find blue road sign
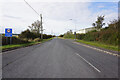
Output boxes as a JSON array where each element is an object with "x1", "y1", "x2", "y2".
[{"x1": 5, "y1": 28, "x2": 12, "y2": 37}]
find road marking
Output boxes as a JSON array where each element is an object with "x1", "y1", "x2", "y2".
[
  {"x1": 76, "y1": 53, "x2": 101, "y2": 73},
  {"x1": 73, "y1": 42, "x2": 120, "y2": 57}
]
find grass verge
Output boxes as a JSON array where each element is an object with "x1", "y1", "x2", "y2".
[
  {"x1": 2, "y1": 38, "x2": 53, "y2": 51},
  {"x1": 76, "y1": 40, "x2": 119, "y2": 51},
  {"x1": 58, "y1": 37, "x2": 118, "y2": 51}
]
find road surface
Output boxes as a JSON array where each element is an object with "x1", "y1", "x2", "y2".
[{"x1": 2, "y1": 38, "x2": 118, "y2": 78}]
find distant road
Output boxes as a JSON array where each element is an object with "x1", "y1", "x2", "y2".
[{"x1": 2, "y1": 38, "x2": 118, "y2": 78}]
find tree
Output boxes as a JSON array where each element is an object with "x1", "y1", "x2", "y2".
[
  {"x1": 19, "y1": 29, "x2": 37, "y2": 39},
  {"x1": 92, "y1": 15, "x2": 105, "y2": 31},
  {"x1": 28, "y1": 20, "x2": 41, "y2": 34},
  {"x1": 59, "y1": 34, "x2": 64, "y2": 37},
  {"x1": 66, "y1": 30, "x2": 73, "y2": 34}
]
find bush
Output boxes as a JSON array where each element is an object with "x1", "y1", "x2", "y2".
[
  {"x1": 59, "y1": 34, "x2": 64, "y2": 37},
  {"x1": 19, "y1": 29, "x2": 53, "y2": 40},
  {"x1": 79, "y1": 19, "x2": 118, "y2": 45},
  {"x1": 43, "y1": 34, "x2": 52, "y2": 39},
  {"x1": 76, "y1": 34, "x2": 85, "y2": 40},
  {"x1": 63, "y1": 33, "x2": 75, "y2": 39},
  {"x1": 28, "y1": 39, "x2": 33, "y2": 42},
  {"x1": 19, "y1": 29, "x2": 40, "y2": 39},
  {"x1": 2, "y1": 36, "x2": 28, "y2": 45},
  {"x1": 63, "y1": 19, "x2": 119, "y2": 46},
  {"x1": 33, "y1": 38, "x2": 41, "y2": 42},
  {"x1": 83, "y1": 33, "x2": 95, "y2": 41}
]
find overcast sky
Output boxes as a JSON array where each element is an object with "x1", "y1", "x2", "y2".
[{"x1": 0, "y1": 0, "x2": 119, "y2": 35}]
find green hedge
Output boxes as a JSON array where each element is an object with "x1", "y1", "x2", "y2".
[
  {"x1": 63, "y1": 34, "x2": 75, "y2": 39},
  {"x1": 19, "y1": 29, "x2": 53, "y2": 40},
  {"x1": 76, "y1": 20, "x2": 118, "y2": 46},
  {"x1": 2, "y1": 36, "x2": 28, "y2": 45},
  {"x1": 63, "y1": 19, "x2": 119, "y2": 46}
]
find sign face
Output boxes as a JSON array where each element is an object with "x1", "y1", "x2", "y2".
[
  {"x1": 74, "y1": 32, "x2": 76, "y2": 35},
  {"x1": 5, "y1": 28, "x2": 12, "y2": 37}
]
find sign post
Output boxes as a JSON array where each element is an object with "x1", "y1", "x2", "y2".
[
  {"x1": 5, "y1": 28, "x2": 12, "y2": 45},
  {"x1": 74, "y1": 32, "x2": 76, "y2": 41}
]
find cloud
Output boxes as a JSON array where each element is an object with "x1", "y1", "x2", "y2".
[
  {"x1": 92, "y1": 0, "x2": 119, "y2": 2},
  {"x1": 0, "y1": 2, "x2": 92, "y2": 34},
  {"x1": 3, "y1": 15, "x2": 21, "y2": 19},
  {"x1": 43, "y1": 19, "x2": 75, "y2": 34},
  {"x1": 0, "y1": 1, "x2": 118, "y2": 35},
  {"x1": 0, "y1": 0, "x2": 119, "y2": 2},
  {"x1": 92, "y1": 10, "x2": 118, "y2": 25},
  {"x1": 97, "y1": 5, "x2": 104, "y2": 8},
  {"x1": 0, "y1": 0, "x2": 92, "y2": 2}
]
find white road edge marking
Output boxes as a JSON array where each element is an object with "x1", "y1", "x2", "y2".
[
  {"x1": 76, "y1": 53, "x2": 101, "y2": 73},
  {"x1": 73, "y1": 42, "x2": 119, "y2": 57}
]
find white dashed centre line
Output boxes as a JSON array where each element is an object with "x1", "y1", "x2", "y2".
[{"x1": 76, "y1": 53, "x2": 101, "y2": 73}]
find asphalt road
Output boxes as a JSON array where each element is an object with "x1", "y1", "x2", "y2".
[{"x1": 2, "y1": 38, "x2": 118, "y2": 78}]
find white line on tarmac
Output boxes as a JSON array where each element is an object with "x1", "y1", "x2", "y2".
[
  {"x1": 73, "y1": 42, "x2": 119, "y2": 57},
  {"x1": 76, "y1": 53, "x2": 101, "y2": 73}
]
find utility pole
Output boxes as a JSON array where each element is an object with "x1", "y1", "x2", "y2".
[
  {"x1": 24, "y1": 0, "x2": 43, "y2": 40},
  {"x1": 69, "y1": 19, "x2": 76, "y2": 41},
  {"x1": 51, "y1": 30, "x2": 53, "y2": 35},
  {"x1": 40, "y1": 14, "x2": 43, "y2": 40}
]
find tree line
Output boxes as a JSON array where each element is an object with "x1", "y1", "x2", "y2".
[{"x1": 2, "y1": 20, "x2": 55, "y2": 45}]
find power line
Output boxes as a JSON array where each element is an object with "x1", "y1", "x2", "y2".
[
  {"x1": 24, "y1": 0, "x2": 39, "y2": 16},
  {"x1": 24, "y1": 0, "x2": 43, "y2": 40}
]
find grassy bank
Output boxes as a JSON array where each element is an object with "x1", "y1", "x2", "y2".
[
  {"x1": 58, "y1": 37, "x2": 119, "y2": 51},
  {"x1": 77, "y1": 40, "x2": 118, "y2": 51},
  {"x1": 2, "y1": 38, "x2": 53, "y2": 50}
]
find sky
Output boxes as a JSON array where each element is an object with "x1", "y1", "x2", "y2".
[{"x1": 0, "y1": 0, "x2": 119, "y2": 36}]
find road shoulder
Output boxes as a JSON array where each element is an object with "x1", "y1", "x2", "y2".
[{"x1": 58, "y1": 37, "x2": 119, "y2": 57}]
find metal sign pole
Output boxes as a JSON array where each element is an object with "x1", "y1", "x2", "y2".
[
  {"x1": 74, "y1": 32, "x2": 76, "y2": 41},
  {"x1": 6, "y1": 37, "x2": 8, "y2": 45},
  {"x1": 10, "y1": 37, "x2": 12, "y2": 45}
]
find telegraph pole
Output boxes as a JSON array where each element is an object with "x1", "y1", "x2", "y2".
[
  {"x1": 40, "y1": 14, "x2": 43, "y2": 40},
  {"x1": 24, "y1": 0, "x2": 43, "y2": 40},
  {"x1": 69, "y1": 19, "x2": 76, "y2": 41}
]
